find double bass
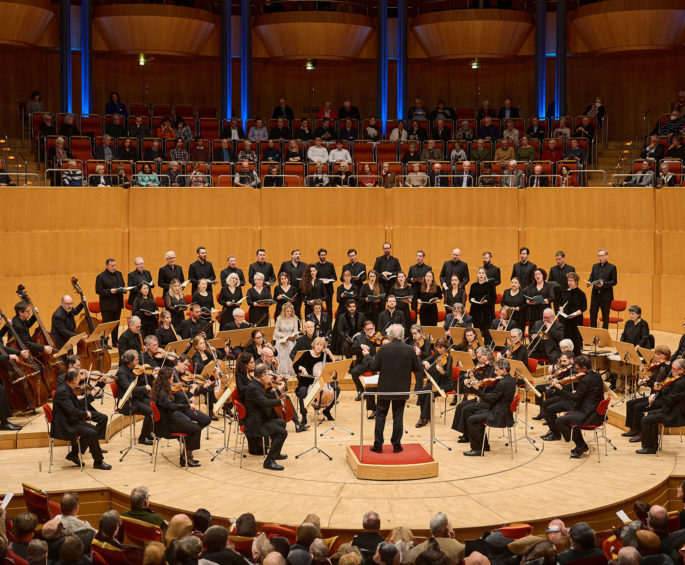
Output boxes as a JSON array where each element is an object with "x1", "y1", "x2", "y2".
[
  {"x1": 16, "y1": 285, "x2": 62, "y2": 391},
  {"x1": 0, "y1": 309, "x2": 48, "y2": 409},
  {"x1": 70, "y1": 276, "x2": 111, "y2": 373}
]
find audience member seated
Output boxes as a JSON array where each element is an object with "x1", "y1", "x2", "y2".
[
  {"x1": 364, "y1": 116, "x2": 381, "y2": 141},
  {"x1": 584, "y1": 96, "x2": 606, "y2": 125},
  {"x1": 574, "y1": 116, "x2": 595, "y2": 142},
  {"x1": 477, "y1": 116, "x2": 499, "y2": 140},
  {"x1": 527, "y1": 117, "x2": 546, "y2": 141},
  {"x1": 420, "y1": 139, "x2": 443, "y2": 163},
  {"x1": 62, "y1": 160, "x2": 84, "y2": 187},
  {"x1": 454, "y1": 161, "x2": 476, "y2": 187},
  {"x1": 405, "y1": 162, "x2": 428, "y2": 187},
  {"x1": 48, "y1": 136, "x2": 72, "y2": 169},
  {"x1": 9, "y1": 512, "x2": 38, "y2": 560},
  {"x1": 564, "y1": 138, "x2": 586, "y2": 164},
  {"x1": 477, "y1": 100, "x2": 497, "y2": 121},
  {"x1": 516, "y1": 136, "x2": 536, "y2": 161},
  {"x1": 454, "y1": 121, "x2": 474, "y2": 141},
  {"x1": 641, "y1": 135, "x2": 665, "y2": 162},
  {"x1": 556, "y1": 522, "x2": 605, "y2": 565},
  {"x1": 248, "y1": 118, "x2": 269, "y2": 141},
  {"x1": 106, "y1": 91, "x2": 128, "y2": 118},
  {"x1": 129, "y1": 115, "x2": 151, "y2": 139},
  {"x1": 170, "y1": 138, "x2": 190, "y2": 164},
  {"x1": 656, "y1": 161, "x2": 677, "y2": 188},
  {"x1": 114, "y1": 165, "x2": 131, "y2": 188},
  {"x1": 269, "y1": 117, "x2": 291, "y2": 140},
  {"x1": 94, "y1": 134, "x2": 118, "y2": 162},
  {"x1": 408, "y1": 120, "x2": 426, "y2": 142},
  {"x1": 234, "y1": 160, "x2": 260, "y2": 188},
  {"x1": 655, "y1": 112, "x2": 681, "y2": 138},
  {"x1": 171, "y1": 117, "x2": 191, "y2": 142},
  {"x1": 529, "y1": 164, "x2": 549, "y2": 187},
  {"x1": 89, "y1": 163, "x2": 113, "y2": 187},
  {"x1": 402, "y1": 141, "x2": 420, "y2": 163},
  {"x1": 317, "y1": 101, "x2": 336, "y2": 119},
  {"x1": 27, "y1": 90, "x2": 44, "y2": 116},
  {"x1": 380, "y1": 162, "x2": 397, "y2": 188},
  {"x1": 666, "y1": 137, "x2": 685, "y2": 160},
  {"x1": 262, "y1": 139, "x2": 281, "y2": 162},
  {"x1": 620, "y1": 160, "x2": 655, "y2": 187},
  {"x1": 137, "y1": 162, "x2": 160, "y2": 187},
  {"x1": 263, "y1": 164, "x2": 284, "y2": 187},
  {"x1": 494, "y1": 139, "x2": 515, "y2": 162},
  {"x1": 167, "y1": 161, "x2": 185, "y2": 187},
  {"x1": 60, "y1": 114, "x2": 81, "y2": 138},
  {"x1": 58, "y1": 492, "x2": 95, "y2": 536},
  {"x1": 431, "y1": 119, "x2": 451, "y2": 142},
  {"x1": 498, "y1": 99, "x2": 520, "y2": 119},
  {"x1": 428, "y1": 162, "x2": 447, "y2": 187},
  {"x1": 351, "y1": 511, "x2": 384, "y2": 563},
  {"x1": 340, "y1": 119, "x2": 358, "y2": 141},
  {"x1": 191, "y1": 137, "x2": 211, "y2": 163},
  {"x1": 238, "y1": 140, "x2": 257, "y2": 163},
  {"x1": 430, "y1": 100, "x2": 455, "y2": 121},
  {"x1": 309, "y1": 163, "x2": 329, "y2": 187},
  {"x1": 338, "y1": 101, "x2": 361, "y2": 121},
  {"x1": 450, "y1": 143, "x2": 467, "y2": 164},
  {"x1": 502, "y1": 160, "x2": 525, "y2": 188},
  {"x1": 157, "y1": 118, "x2": 176, "y2": 140},
  {"x1": 389, "y1": 121, "x2": 408, "y2": 141},
  {"x1": 188, "y1": 162, "x2": 208, "y2": 187},
  {"x1": 307, "y1": 138, "x2": 328, "y2": 162},
  {"x1": 553, "y1": 118, "x2": 571, "y2": 139},
  {"x1": 328, "y1": 140, "x2": 352, "y2": 164},
  {"x1": 202, "y1": 525, "x2": 247, "y2": 564},
  {"x1": 39, "y1": 113, "x2": 57, "y2": 138},
  {"x1": 407, "y1": 98, "x2": 429, "y2": 121},
  {"x1": 106, "y1": 114, "x2": 126, "y2": 138},
  {"x1": 272, "y1": 98, "x2": 294, "y2": 121},
  {"x1": 294, "y1": 118, "x2": 314, "y2": 141},
  {"x1": 405, "y1": 513, "x2": 464, "y2": 564},
  {"x1": 470, "y1": 139, "x2": 489, "y2": 162},
  {"x1": 221, "y1": 117, "x2": 245, "y2": 141},
  {"x1": 557, "y1": 165, "x2": 578, "y2": 187},
  {"x1": 502, "y1": 120, "x2": 519, "y2": 143},
  {"x1": 541, "y1": 139, "x2": 563, "y2": 162},
  {"x1": 213, "y1": 138, "x2": 236, "y2": 162},
  {"x1": 315, "y1": 119, "x2": 336, "y2": 141},
  {"x1": 285, "y1": 139, "x2": 303, "y2": 162},
  {"x1": 144, "y1": 139, "x2": 165, "y2": 163},
  {"x1": 165, "y1": 514, "x2": 193, "y2": 563},
  {"x1": 118, "y1": 137, "x2": 138, "y2": 161},
  {"x1": 57, "y1": 533, "x2": 89, "y2": 565}
]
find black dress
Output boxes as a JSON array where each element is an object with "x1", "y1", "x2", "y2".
[
  {"x1": 525, "y1": 282, "x2": 553, "y2": 325},
  {"x1": 444, "y1": 287, "x2": 466, "y2": 314},
  {"x1": 558, "y1": 287, "x2": 587, "y2": 355},
  {"x1": 273, "y1": 284, "x2": 298, "y2": 319},
  {"x1": 192, "y1": 291, "x2": 215, "y2": 338},
  {"x1": 218, "y1": 286, "x2": 243, "y2": 330},
  {"x1": 392, "y1": 285, "x2": 414, "y2": 333},
  {"x1": 247, "y1": 286, "x2": 271, "y2": 327},
  {"x1": 336, "y1": 284, "x2": 359, "y2": 317},
  {"x1": 132, "y1": 295, "x2": 158, "y2": 337},
  {"x1": 418, "y1": 286, "x2": 443, "y2": 327},
  {"x1": 501, "y1": 289, "x2": 527, "y2": 330},
  {"x1": 469, "y1": 281, "x2": 497, "y2": 335},
  {"x1": 301, "y1": 279, "x2": 326, "y2": 318},
  {"x1": 155, "y1": 325, "x2": 178, "y2": 348},
  {"x1": 621, "y1": 319, "x2": 651, "y2": 348},
  {"x1": 165, "y1": 293, "x2": 188, "y2": 330},
  {"x1": 292, "y1": 350, "x2": 335, "y2": 420},
  {"x1": 360, "y1": 284, "x2": 385, "y2": 327}
]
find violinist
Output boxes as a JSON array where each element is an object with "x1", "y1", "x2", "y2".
[
  {"x1": 131, "y1": 283, "x2": 158, "y2": 337},
  {"x1": 410, "y1": 324, "x2": 432, "y2": 391},
  {"x1": 141, "y1": 335, "x2": 171, "y2": 369},
  {"x1": 171, "y1": 355, "x2": 212, "y2": 430},
  {"x1": 620, "y1": 305, "x2": 651, "y2": 349},
  {"x1": 529, "y1": 308, "x2": 564, "y2": 362},
  {"x1": 349, "y1": 320, "x2": 380, "y2": 410},
  {"x1": 455, "y1": 327, "x2": 481, "y2": 359},
  {"x1": 0, "y1": 345, "x2": 29, "y2": 430},
  {"x1": 61, "y1": 364, "x2": 108, "y2": 445},
  {"x1": 261, "y1": 349, "x2": 307, "y2": 434},
  {"x1": 180, "y1": 304, "x2": 206, "y2": 340},
  {"x1": 151, "y1": 366, "x2": 202, "y2": 468},
  {"x1": 637, "y1": 358, "x2": 685, "y2": 455},
  {"x1": 558, "y1": 272, "x2": 587, "y2": 355},
  {"x1": 503, "y1": 328, "x2": 528, "y2": 364},
  {"x1": 234, "y1": 352, "x2": 264, "y2": 455},
  {"x1": 378, "y1": 295, "x2": 405, "y2": 335},
  {"x1": 417, "y1": 271, "x2": 442, "y2": 327},
  {"x1": 392, "y1": 271, "x2": 414, "y2": 333},
  {"x1": 155, "y1": 311, "x2": 179, "y2": 348},
  {"x1": 52, "y1": 368, "x2": 111, "y2": 470},
  {"x1": 192, "y1": 279, "x2": 216, "y2": 339},
  {"x1": 622, "y1": 345, "x2": 671, "y2": 442},
  {"x1": 336, "y1": 300, "x2": 366, "y2": 358},
  {"x1": 416, "y1": 338, "x2": 452, "y2": 428},
  {"x1": 51, "y1": 294, "x2": 86, "y2": 350},
  {"x1": 0, "y1": 301, "x2": 53, "y2": 357},
  {"x1": 443, "y1": 303, "x2": 473, "y2": 333},
  {"x1": 244, "y1": 329, "x2": 276, "y2": 363},
  {"x1": 292, "y1": 337, "x2": 335, "y2": 425},
  {"x1": 245, "y1": 363, "x2": 288, "y2": 471},
  {"x1": 540, "y1": 352, "x2": 577, "y2": 440},
  {"x1": 273, "y1": 303, "x2": 300, "y2": 376},
  {"x1": 550, "y1": 355, "x2": 604, "y2": 458},
  {"x1": 117, "y1": 316, "x2": 144, "y2": 357},
  {"x1": 165, "y1": 279, "x2": 188, "y2": 330},
  {"x1": 218, "y1": 273, "x2": 243, "y2": 330},
  {"x1": 463, "y1": 359, "x2": 516, "y2": 456},
  {"x1": 115, "y1": 350, "x2": 154, "y2": 445},
  {"x1": 451, "y1": 347, "x2": 495, "y2": 445},
  {"x1": 191, "y1": 337, "x2": 221, "y2": 420},
  {"x1": 532, "y1": 339, "x2": 573, "y2": 418},
  {"x1": 306, "y1": 299, "x2": 331, "y2": 339},
  {"x1": 672, "y1": 318, "x2": 685, "y2": 363}
]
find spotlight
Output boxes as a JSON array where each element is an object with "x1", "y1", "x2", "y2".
[
  {"x1": 471, "y1": 58, "x2": 480, "y2": 70},
  {"x1": 139, "y1": 53, "x2": 147, "y2": 66},
  {"x1": 305, "y1": 59, "x2": 318, "y2": 71}
]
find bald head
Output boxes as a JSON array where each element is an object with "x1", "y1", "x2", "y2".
[{"x1": 464, "y1": 551, "x2": 491, "y2": 565}]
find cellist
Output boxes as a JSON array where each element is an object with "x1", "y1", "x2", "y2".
[
  {"x1": 0, "y1": 302, "x2": 53, "y2": 357},
  {"x1": 51, "y1": 295, "x2": 87, "y2": 351},
  {"x1": 0, "y1": 344, "x2": 30, "y2": 430}
]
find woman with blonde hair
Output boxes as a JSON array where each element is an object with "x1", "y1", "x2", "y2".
[{"x1": 273, "y1": 302, "x2": 300, "y2": 375}]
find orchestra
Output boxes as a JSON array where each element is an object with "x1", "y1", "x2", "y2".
[{"x1": 1, "y1": 245, "x2": 683, "y2": 474}]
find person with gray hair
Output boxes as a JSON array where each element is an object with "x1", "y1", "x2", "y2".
[
  {"x1": 117, "y1": 315, "x2": 143, "y2": 357},
  {"x1": 252, "y1": 533, "x2": 274, "y2": 564},
  {"x1": 616, "y1": 546, "x2": 641, "y2": 565},
  {"x1": 352, "y1": 511, "x2": 384, "y2": 558},
  {"x1": 370, "y1": 324, "x2": 421, "y2": 453},
  {"x1": 26, "y1": 539, "x2": 48, "y2": 565},
  {"x1": 123, "y1": 486, "x2": 165, "y2": 528},
  {"x1": 406, "y1": 513, "x2": 465, "y2": 564}
]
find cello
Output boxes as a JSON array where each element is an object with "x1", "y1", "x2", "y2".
[
  {"x1": 16, "y1": 285, "x2": 62, "y2": 391},
  {"x1": 0, "y1": 309, "x2": 48, "y2": 409},
  {"x1": 71, "y1": 276, "x2": 111, "y2": 373}
]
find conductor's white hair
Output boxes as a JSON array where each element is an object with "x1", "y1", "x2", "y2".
[
  {"x1": 232, "y1": 308, "x2": 245, "y2": 317},
  {"x1": 128, "y1": 316, "x2": 141, "y2": 325},
  {"x1": 386, "y1": 324, "x2": 404, "y2": 341}
]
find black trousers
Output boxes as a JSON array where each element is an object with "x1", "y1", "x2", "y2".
[
  {"x1": 625, "y1": 396, "x2": 661, "y2": 431},
  {"x1": 101, "y1": 309, "x2": 122, "y2": 346},
  {"x1": 263, "y1": 419, "x2": 287, "y2": 461},
  {"x1": 545, "y1": 398, "x2": 575, "y2": 437},
  {"x1": 589, "y1": 295, "x2": 612, "y2": 329},
  {"x1": 452, "y1": 398, "x2": 479, "y2": 434},
  {"x1": 169, "y1": 413, "x2": 202, "y2": 451},
  {"x1": 467, "y1": 410, "x2": 492, "y2": 451},
  {"x1": 67, "y1": 421, "x2": 104, "y2": 462},
  {"x1": 122, "y1": 399, "x2": 154, "y2": 440},
  {"x1": 557, "y1": 412, "x2": 588, "y2": 450},
  {"x1": 374, "y1": 398, "x2": 405, "y2": 448},
  {"x1": 641, "y1": 410, "x2": 669, "y2": 451},
  {"x1": 0, "y1": 381, "x2": 12, "y2": 422},
  {"x1": 454, "y1": 401, "x2": 488, "y2": 442},
  {"x1": 182, "y1": 407, "x2": 211, "y2": 430},
  {"x1": 89, "y1": 409, "x2": 108, "y2": 440},
  {"x1": 350, "y1": 357, "x2": 376, "y2": 410}
]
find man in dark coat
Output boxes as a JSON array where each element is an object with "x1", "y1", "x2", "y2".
[
  {"x1": 529, "y1": 308, "x2": 564, "y2": 362},
  {"x1": 370, "y1": 324, "x2": 421, "y2": 452},
  {"x1": 115, "y1": 349, "x2": 153, "y2": 444},
  {"x1": 464, "y1": 359, "x2": 516, "y2": 456},
  {"x1": 373, "y1": 243, "x2": 402, "y2": 295},
  {"x1": 587, "y1": 248, "x2": 617, "y2": 329},
  {"x1": 245, "y1": 363, "x2": 288, "y2": 470},
  {"x1": 188, "y1": 246, "x2": 216, "y2": 294},
  {"x1": 52, "y1": 369, "x2": 111, "y2": 469},
  {"x1": 553, "y1": 355, "x2": 605, "y2": 458},
  {"x1": 51, "y1": 295, "x2": 86, "y2": 350},
  {"x1": 158, "y1": 250, "x2": 185, "y2": 299},
  {"x1": 95, "y1": 258, "x2": 126, "y2": 346},
  {"x1": 127, "y1": 257, "x2": 155, "y2": 305}
]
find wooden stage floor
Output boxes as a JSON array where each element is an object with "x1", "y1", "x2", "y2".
[{"x1": 2, "y1": 387, "x2": 684, "y2": 533}]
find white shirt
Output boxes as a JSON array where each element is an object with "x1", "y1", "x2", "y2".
[
  {"x1": 328, "y1": 148, "x2": 352, "y2": 163},
  {"x1": 389, "y1": 128, "x2": 408, "y2": 141},
  {"x1": 307, "y1": 145, "x2": 329, "y2": 162}
]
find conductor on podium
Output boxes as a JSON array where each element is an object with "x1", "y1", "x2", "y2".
[{"x1": 370, "y1": 324, "x2": 421, "y2": 453}]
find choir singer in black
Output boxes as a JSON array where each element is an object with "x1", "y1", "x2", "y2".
[{"x1": 587, "y1": 248, "x2": 617, "y2": 329}]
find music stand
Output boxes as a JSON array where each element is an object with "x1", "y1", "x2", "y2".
[
  {"x1": 319, "y1": 359, "x2": 354, "y2": 437},
  {"x1": 612, "y1": 342, "x2": 642, "y2": 405},
  {"x1": 451, "y1": 351, "x2": 476, "y2": 402},
  {"x1": 53, "y1": 333, "x2": 87, "y2": 358},
  {"x1": 422, "y1": 326, "x2": 448, "y2": 343},
  {"x1": 449, "y1": 327, "x2": 482, "y2": 345},
  {"x1": 118, "y1": 379, "x2": 152, "y2": 461},
  {"x1": 508, "y1": 359, "x2": 540, "y2": 450},
  {"x1": 86, "y1": 321, "x2": 119, "y2": 372},
  {"x1": 489, "y1": 330, "x2": 511, "y2": 349},
  {"x1": 578, "y1": 326, "x2": 614, "y2": 370},
  {"x1": 637, "y1": 346, "x2": 656, "y2": 365},
  {"x1": 421, "y1": 372, "x2": 450, "y2": 451},
  {"x1": 292, "y1": 349, "x2": 306, "y2": 365},
  {"x1": 222, "y1": 328, "x2": 253, "y2": 348},
  {"x1": 295, "y1": 376, "x2": 332, "y2": 461},
  {"x1": 165, "y1": 339, "x2": 192, "y2": 356},
  {"x1": 210, "y1": 381, "x2": 238, "y2": 461}
]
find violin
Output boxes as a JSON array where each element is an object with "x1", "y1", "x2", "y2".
[
  {"x1": 477, "y1": 376, "x2": 502, "y2": 388},
  {"x1": 504, "y1": 340, "x2": 522, "y2": 358},
  {"x1": 546, "y1": 366, "x2": 572, "y2": 389},
  {"x1": 464, "y1": 362, "x2": 492, "y2": 387},
  {"x1": 133, "y1": 364, "x2": 155, "y2": 376},
  {"x1": 653, "y1": 374, "x2": 682, "y2": 391},
  {"x1": 370, "y1": 331, "x2": 384, "y2": 346},
  {"x1": 171, "y1": 382, "x2": 191, "y2": 393},
  {"x1": 558, "y1": 371, "x2": 587, "y2": 386}
]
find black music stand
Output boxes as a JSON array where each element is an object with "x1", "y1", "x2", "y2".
[
  {"x1": 118, "y1": 379, "x2": 152, "y2": 462},
  {"x1": 319, "y1": 359, "x2": 354, "y2": 437},
  {"x1": 295, "y1": 376, "x2": 332, "y2": 461},
  {"x1": 421, "y1": 372, "x2": 450, "y2": 451},
  {"x1": 508, "y1": 359, "x2": 541, "y2": 451},
  {"x1": 578, "y1": 326, "x2": 614, "y2": 371}
]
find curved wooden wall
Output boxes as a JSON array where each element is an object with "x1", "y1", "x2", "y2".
[
  {"x1": 253, "y1": 12, "x2": 374, "y2": 60},
  {"x1": 0, "y1": 0, "x2": 53, "y2": 47},
  {"x1": 571, "y1": 0, "x2": 685, "y2": 53},
  {"x1": 0, "y1": 187, "x2": 682, "y2": 333},
  {"x1": 410, "y1": 9, "x2": 533, "y2": 59}
]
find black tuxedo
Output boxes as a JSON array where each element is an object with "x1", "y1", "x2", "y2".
[
  {"x1": 95, "y1": 269, "x2": 125, "y2": 345},
  {"x1": 467, "y1": 374, "x2": 516, "y2": 451},
  {"x1": 114, "y1": 364, "x2": 153, "y2": 439},
  {"x1": 188, "y1": 259, "x2": 216, "y2": 294},
  {"x1": 555, "y1": 371, "x2": 604, "y2": 450},
  {"x1": 245, "y1": 379, "x2": 287, "y2": 461},
  {"x1": 51, "y1": 303, "x2": 85, "y2": 350},
  {"x1": 439, "y1": 259, "x2": 470, "y2": 289},
  {"x1": 157, "y1": 264, "x2": 184, "y2": 297},
  {"x1": 52, "y1": 381, "x2": 104, "y2": 462},
  {"x1": 588, "y1": 261, "x2": 617, "y2": 328},
  {"x1": 127, "y1": 269, "x2": 154, "y2": 305}
]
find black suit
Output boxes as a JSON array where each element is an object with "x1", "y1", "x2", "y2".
[
  {"x1": 370, "y1": 339, "x2": 421, "y2": 449},
  {"x1": 511, "y1": 260, "x2": 536, "y2": 287},
  {"x1": 95, "y1": 269, "x2": 125, "y2": 345},
  {"x1": 202, "y1": 548, "x2": 248, "y2": 565},
  {"x1": 220, "y1": 266, "x2": 246, "y2": 287},
  {"x1": 118, "y1": 328, "x2": 144, "y2": 357},
  {"x1": 482, "y1": 263, "x2": 501, "y2": 287},
  {"x1": 115, "y1": 364, "x2": 153, "y2": 440},
  {"x1": 337, "y1": 312, "x2": 367, "y2": 357},
  {"x1": 52, "y1": 381, "x2": 104, "y2": 462},
  {"x1": 0, "y1": 345, "x2": 21, "y2": 421},
  {"x1": 245, "y1": 379, "x2": 287, "y2": 462},
  {"x1": 157, "y1": 264, "x2": 184, "y2": 297},
  {"x1": 188, "y1": 259, "x2": 216, "y2": 294},
  {"x1": 548, "y1": 263, "x2": 575, "y2": 308},
  {"x1": 454, "y1": 172, "x2": 476, "y2": 187},
  {"x1": 529, "y1": 320, "x2": 564, "y2": 361},
  {"x1": 154, "y1": 389, "x2": 202, "y2": 451},
  {"x1": 439, "y1": 259, "x2": 470, "y2": 289},
  {"x1": 51, "y1": 303, "x2": 85, "y2": 350},
  {"x1": 6, "y1": 315, "x2": 43, "y2": 353},
  {"x1": 498, "y1": 106, "x2": 520, "y2": 119},
  {"x1": 555, "y1": 371, "x2": 604, "y2": 451},
  {"x1": 641, "y1": 377, "x2": 685, "y2": 451},
  {"x1": 378, "y1": 309, "x2": 405, "y2": 334},
  {"x1": 212, "y1": 147, "x2": 236, "y2": 162},
  {"x1": 127, "y1": 269, "x2": 154, "y2": 305},
  {"x1": 588, "y1": 261, "x2": 617, "y2": 328},
  {"x1": 373, "y1": 255, "x2": 402, "y2": 294},
  {"x1": 248, "y1": 261, "x2": 276, "y2": 286},
  {"x1": 467, "y1": 374, "x2": 516, "y2": 451}
]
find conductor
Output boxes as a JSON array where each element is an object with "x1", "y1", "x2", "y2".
[{"x1": 370, "y1": 324, "x2": 421, "y2": 453}]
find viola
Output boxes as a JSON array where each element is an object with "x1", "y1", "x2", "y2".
[{"x1": 654, "y1": 374, "x2": 682, "y2": 390}]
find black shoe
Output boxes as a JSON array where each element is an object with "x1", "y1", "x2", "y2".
[
  {"x1": 273, "y1": 454, "x2": 288, "y2": 460},
  {"x1": 636, "y1": 447, "x2": 657, "y2": 455},
  {"x1": 138, "y1": 437, "x2": 153, "y2": 446},
  {"x1": 0, "y1": 421, "x2": 21, "y2": 431},
  {"x1": 295, "y1": 423, "x2": 306, "y2": 433},
  {"x1": 370, "y1": 444, "x2": 383, "y2": 453},
  {"x1": 393, "y1": 445, "x2": 403, "y2": 453},
  {"x1": 621, "y1": 430, "x2": 638, "y2": 437},
  {"x1": 449, "y1": 399, "x2": 458, "y2": 406},
  {"x1": 570, "y1": 445, "x2": 589, "y2": 458},
  {"x1": 542, "y1": 433, "x2": 561, "y2": 441},
  {"x1": 368, "y1": 411, "x2": 376, "y2": 420},
  {"x1": 210, "y1": 415, "x2": 219, "y2": 421},
  {"x1": 101, "y1": 449, "x2": 108, "y2": 454},
  {"x1": 180, "y1": 458, "x2": 200, "y2": 467},
  {"x1": 629, "y1": 434, "x2": 643, "y2": 443},
  {"x1": 415, "y1": 419, "x2": 427, "y2": 428},
  {"x1": 532, "y1": 415, "x2": 545, "y2": 421},
  {"x1": 263, "y1": 459, "x2": 284, "y2": 471},
  {"x1": 323, "y1": 413, "x2": 334, "y2": 421},
  {"x1": 93, "y1": 461, "x2": 112, "y2": 470},
  {"x1": 457, "y1": 436, "x2": 469, "y2": 443},
  {"x1": 355, "y1": 393, "x2": 363, "y2": 401},
  {"x1": 65, "y1": 452, "x2": 84, "y2": 467},
  {"x1": 463, "y1": 449, "x2": 483, "y2": 456}
]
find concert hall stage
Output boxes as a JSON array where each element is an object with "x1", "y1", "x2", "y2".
[{"x1": 1, "y1": 385, "x2": 684, "y2": 536}]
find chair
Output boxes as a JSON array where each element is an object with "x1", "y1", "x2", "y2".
[
  {"x1": 440, "y1": 366, "x2": 460, "y2": 423},
  {"x1": 482, "y1": 394, "x2": 520, "y2": 459},
  {"x1": 107, "y1": 382, "x2": 125, "y2": 440},
  {"x1": 231, "y1": 399, "x2": 250, "y2": 467},
  {"x1": 150, "y1": 401, "x2": 189, "y2": 471},
  {"x1": 499, "y1": 523, "x2": 532, "y2": 539},
  {"x1": 21, "y1": 483, "x2": 61, "y2": 523},
  {"x1": 571, "y1": 397, "x2": 616, "y2": 462},
  {"x1": 261, "y1": 524, "x2": 297, "y2": 544},
  {"x1": 121, "y1": 516, "x2": 163, "y2": 546},
  {"x1": 92, "y1": 539, "x2": 142, "y2": 565},
  {"x1": 228, "y1": 535, "x2": 255, "y2": 559},
  {"x1": 43, "y1": 403, "x2": 83, "y2": 473},
  {"x1": 600, "y1": 299, "x2": 627, "y2": 339}
]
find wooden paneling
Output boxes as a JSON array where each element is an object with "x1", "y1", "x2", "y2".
[{"x1": 0, "y1": 0, "x2": 54, "y2": 47}]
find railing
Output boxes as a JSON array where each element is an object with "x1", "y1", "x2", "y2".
[
  {"x1": 0, "y1": 172, "x2": 40, "y2": 186},
  {"x1": 348, "y1": 174, "x2": 384, "y2": 186},
  {"x1": 609, "y1": 173, "x2": 655, "y2": 188},
  {"x1": 132, "y1": 174, "x2": 171, "y2": 187},
  {"x1": 176, "y1": 174, "x2": 213, "y2": 186},
  {"x1": 411, "y1": 0, "x2": 588, "y2": 15},
  {"x1": 262, "y1": 174, "x2": 304, "y2": 186}
]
